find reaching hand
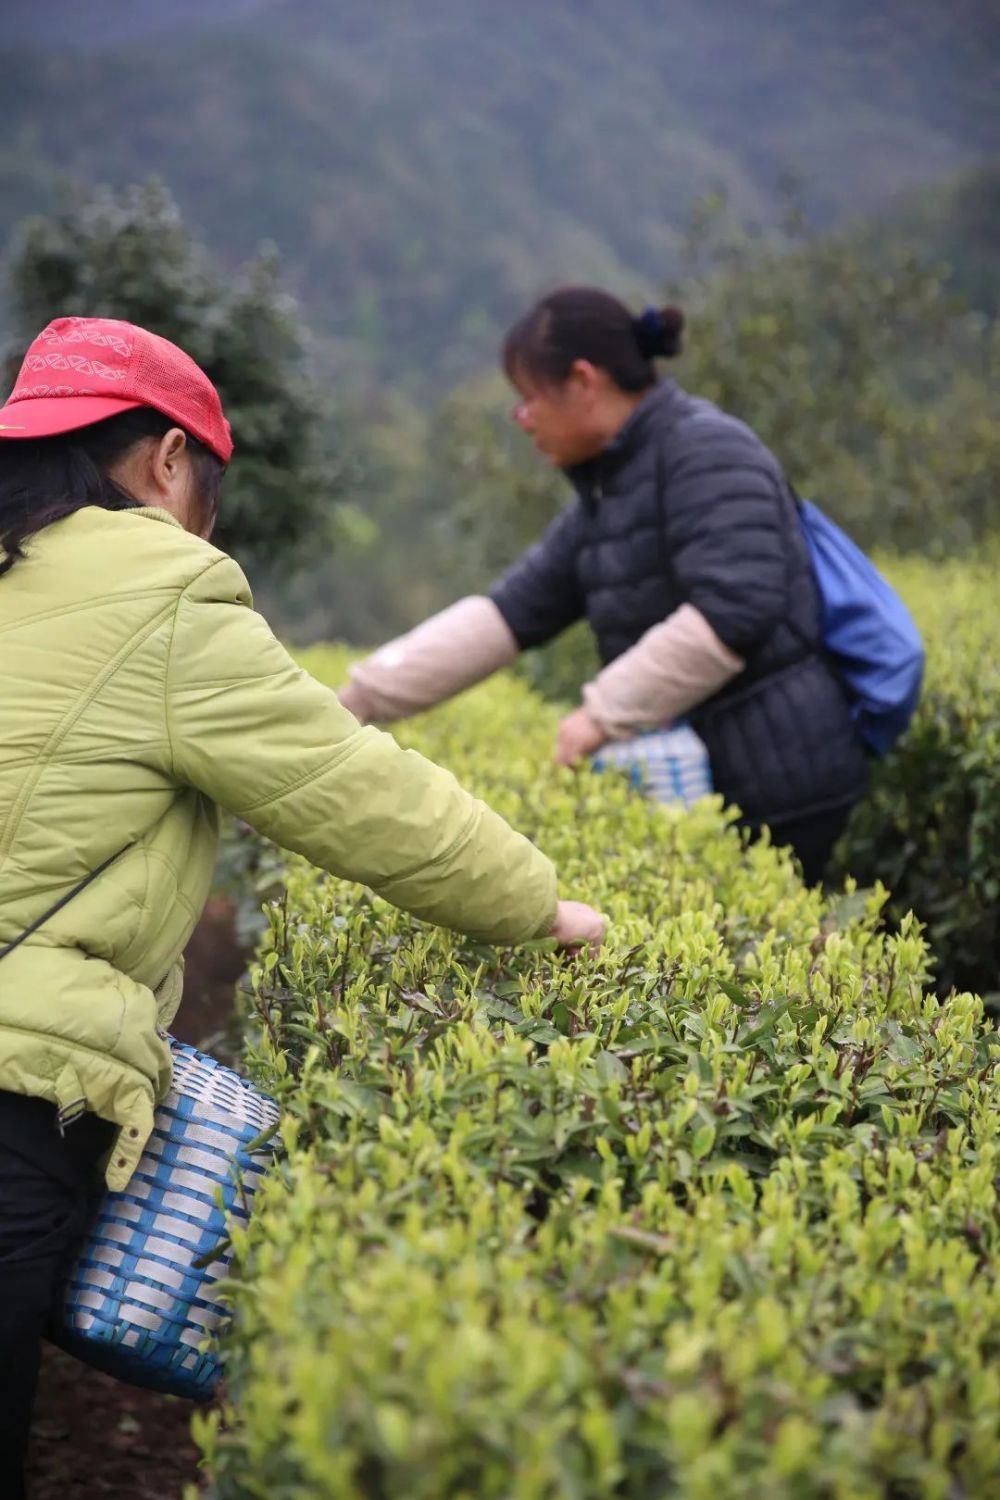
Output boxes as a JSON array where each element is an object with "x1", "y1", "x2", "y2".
[
  {"x1": 554, "y1": 707, "x2": 608, "y2": 767},
  {"x1": 549, "y1": 899, "x2": 606, "y2": 955}
]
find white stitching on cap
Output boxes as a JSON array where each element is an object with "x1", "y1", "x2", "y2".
[
  {"x1": 39, "y1": 325, "x2": 133, "y2": 356},
  {"x1": 22, "y1": 353, "x2": 127, "y2": 380}
]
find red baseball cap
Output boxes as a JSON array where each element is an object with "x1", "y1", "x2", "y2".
[{"x1": 0, "y1": 316, "x2": 233, "y2": 463}]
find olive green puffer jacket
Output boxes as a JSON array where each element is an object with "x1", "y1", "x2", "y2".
[{"x1": 0, "y1": 506, "x2": 557, "y2": 1187}]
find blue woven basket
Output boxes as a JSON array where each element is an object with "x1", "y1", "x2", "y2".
[
  {"x1": 53, "y1": 1038, "x2": 280, "y2": 1401},
  {"x1": 591, "y1": 723, "x2": 713, "y2": 808}
]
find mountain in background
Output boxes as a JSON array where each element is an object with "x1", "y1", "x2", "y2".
[{"x1": 2, "y1": 0, "x2": 998, "y2": 388}]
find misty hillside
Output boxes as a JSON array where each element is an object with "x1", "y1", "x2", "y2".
[{"x1": 2, "y1": 0, "x2": 998, "y2": 385}]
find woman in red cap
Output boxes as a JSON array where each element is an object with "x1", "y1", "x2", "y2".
[{"x1": 0, "y1": 316, "x2": 604, "y2": 1493}]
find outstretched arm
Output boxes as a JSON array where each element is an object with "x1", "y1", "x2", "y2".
[
  {"x1": 340, "y1": 596, "x2": 518, "y2": 723},
  {"x1": 581, "y1": 603, "x2": 745, "y2": 740},
  {"x1": 164, "y1": 557, "x2": 558, "y2": 944}
]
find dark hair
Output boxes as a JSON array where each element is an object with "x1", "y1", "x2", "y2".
[
  {"x1": 502, "y1": 287, "x2": 684, "y2": 392},
  {"x1": 0, "y1": 407, "x2": 224, "y2": 577}
]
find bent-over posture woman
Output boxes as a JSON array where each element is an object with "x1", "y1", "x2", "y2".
[
  {"x1": 0, "y1": 316, "x2": 603, "y2": 1495},
  {"x1": 341, "y1": 287, "x2": 870, "y2": 881}
]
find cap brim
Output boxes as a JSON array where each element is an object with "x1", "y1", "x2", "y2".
[{"x1": 0, "y1": 395, "x2": 146, "y2": 441}]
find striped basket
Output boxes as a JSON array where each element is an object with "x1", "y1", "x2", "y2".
[
  {"x1": 53, "y1": 1039, "x2": 280, "y2": 1401},
  {"x1": 591, "y1": 723, "x2": 713, "y2": 808}
]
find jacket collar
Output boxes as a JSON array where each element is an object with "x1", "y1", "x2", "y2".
[
  {"x1": 130, "y1": 506, "x2": 184, "y2": 530},
  {"x1": 1, "y1": 505, "x2": 183, "y2": 567},
  {"x1": 564, "y1": 379, "x2": 686, "y2": 503}
]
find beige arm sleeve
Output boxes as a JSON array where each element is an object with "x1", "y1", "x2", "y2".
[
  {"x1": 582, "y1": 603, "x2": 745, "y2": 739},
  {"x1": 344, "y1": 596, "x2": 519, "y2": 723}
]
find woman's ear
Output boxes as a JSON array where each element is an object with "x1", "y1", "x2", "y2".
[
  {"x1": 150, "y1": 428, "x2": 189, "y2": 500},
  {"x1": 568, "y1": 359, "x2": 602, "y2": 401},
  {"x1": 106, "y1": 427, "x2": 189, "y2": 512}
]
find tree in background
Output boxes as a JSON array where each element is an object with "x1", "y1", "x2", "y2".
[
  {"x1": 3, "y1": 180, "x2": 372, "y2": 572},
  {"x1": 670, "y1": 194, "x2": 999, "y2": 555}
]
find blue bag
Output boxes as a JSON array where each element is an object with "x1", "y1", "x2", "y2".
[{"x1": 797, "y1": 498, "x2": 924, "y2": 755}]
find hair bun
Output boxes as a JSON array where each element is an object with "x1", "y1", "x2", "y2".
[{"x1": 633, "y1": 305, "x2": 684, "y2": 360}]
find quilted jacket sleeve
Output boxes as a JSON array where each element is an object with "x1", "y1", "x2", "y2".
[
  {"x1": 488, "y1": 503, "x2": 585, "y2": 650},
  {"x1": 163, "y1": 557, "x2": 558, "y2": 943}
]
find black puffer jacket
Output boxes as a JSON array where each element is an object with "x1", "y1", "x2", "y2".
[{"x1": 489, "y1": 380, "x2": 869, "y2": 827}]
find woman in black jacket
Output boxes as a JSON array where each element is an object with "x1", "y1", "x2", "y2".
[{"x1": 341, "y1": 287, "x2": 870, "y2": 883}]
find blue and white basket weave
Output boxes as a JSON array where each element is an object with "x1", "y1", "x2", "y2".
[
  {"x1": 54, "y1": 1039, "x2": 280, "y2": 1401},
  {"x1": 591, "y1": 723, "x2": 713, "y2": 808}
]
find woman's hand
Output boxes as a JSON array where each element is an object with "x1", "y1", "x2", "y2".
[
  {"x1": 550, "y1": 899, "x2": 606, "y2": 955},
  {"x1": 554, "y1": 707, "x2": 608, "y2": 766}
]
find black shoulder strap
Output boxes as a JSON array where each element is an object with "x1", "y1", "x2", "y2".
[{"x1": 0, "y1": 844, "x2": 134, "y2": 963}]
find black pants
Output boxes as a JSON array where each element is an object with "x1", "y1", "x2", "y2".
[
  {"x1": 745, "y1": 805, "x2": 853, "y2": 887},
  {"x1": 0, "y1": 1092, "x2": 112, "y2": 1500}
]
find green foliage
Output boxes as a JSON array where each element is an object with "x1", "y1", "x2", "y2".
[
  {"x1": 4, "y1": 180, "x2": 362, "y2": 571},
  {"x1": 514, "y1": 621, "x2": 602, "y2": 708},
  {"x1": 2, "y1": 4, "x2": 997, "y2": 389},
  {"x1": 670, "y1": 199, "x2": 1000, "y2": 555},
  {"x1": 253, "y1": 389, "x2": 442, "y2": 647},
  {"x1": 862, "y1": 163, "x2": 1000, "y2": 320},
  {"x1": 212, "y1": 819, "x2": 288, "y2": 955},
  {"x1": 835, "y1": 551, "x2": 1000, "y2": 1001},
  {"x1": 432, "y1": 388, "x2": 564, "y2": 585},
  {"x1": 196, "y1": 634, "x2": 1000, "y2": 1498}
]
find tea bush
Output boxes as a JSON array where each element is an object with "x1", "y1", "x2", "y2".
[
  {"x1": 195, "y1": 651, "x2": 1000, "y2": 1500},
  {"x1": 834, "y1": 550, "x2": 1000, "y2": 1001},
  {"x1": 498, "y1": 548, "x2": 999, "y2": 996}
]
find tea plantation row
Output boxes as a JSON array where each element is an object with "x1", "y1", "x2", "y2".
[{"x1": 193, "y1": 550, "x2": 999, "y2": 1498}]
